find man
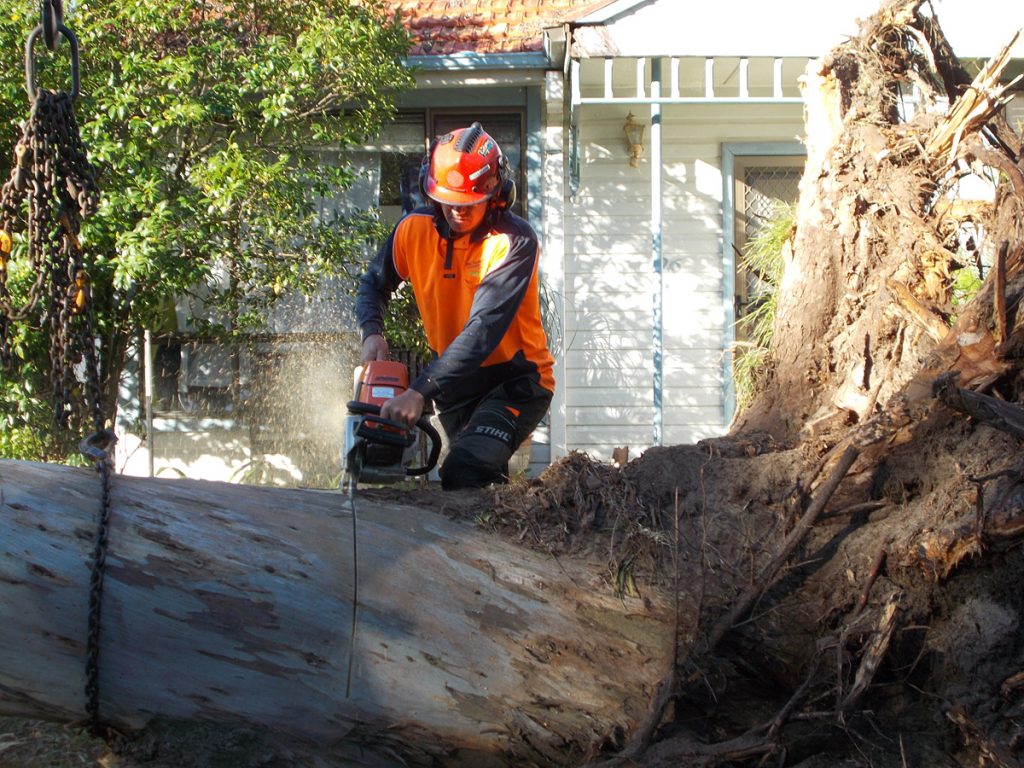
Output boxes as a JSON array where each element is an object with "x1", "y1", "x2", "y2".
[{"x1": 356, "y1": 122, "x2": 554, "y2": 489}]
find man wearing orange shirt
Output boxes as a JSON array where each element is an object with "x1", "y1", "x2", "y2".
[{"x1": 356, "y1": 122, "x2": 554, "y2": 489}]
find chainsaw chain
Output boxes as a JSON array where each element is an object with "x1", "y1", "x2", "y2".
[{"x1": 343, "y1": 448, "x2": 362, "y2": 698}]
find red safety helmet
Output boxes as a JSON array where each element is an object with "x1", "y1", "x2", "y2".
[{"x1": 422, "y1": 123, "x2": 508, "y2": 207}]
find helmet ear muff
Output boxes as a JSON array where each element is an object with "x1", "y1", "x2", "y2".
[
  {"x1": 418, "y1": 139, "x2": 437, "y2": 203},
  {"x1": 491, "y1": 153, "x2": 516, "y2": 211}
]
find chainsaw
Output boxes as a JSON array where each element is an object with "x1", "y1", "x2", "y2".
[{"x1": 342, "y1": 360, "x2": 441, "y2": 486}]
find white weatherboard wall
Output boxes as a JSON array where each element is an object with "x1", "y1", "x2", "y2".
[{"x1": 562, "y1": 102, "x2": 805, "y2": 461}]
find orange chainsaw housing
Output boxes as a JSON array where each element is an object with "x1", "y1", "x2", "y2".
[
  {"x1": 352, "y1": 360, "x2": 409, "y2": 407},
  {"x1": 348, "y1": 361, "x2": 411, "y2": 474},
  {"x1": 344, "y1": 360, "x2": 441, "y2": 483}
]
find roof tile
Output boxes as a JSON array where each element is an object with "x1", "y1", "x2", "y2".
[{"x1": 387, "y1": 0, "x2": 616, "y2": 56}]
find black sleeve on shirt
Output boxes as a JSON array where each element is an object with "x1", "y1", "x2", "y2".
[
  {"x1": 355, "y1": 225, "x2": 403, "y2": 342},
  {"x1": 411, "y1": 215, "x2": 538, "y2": 399}
]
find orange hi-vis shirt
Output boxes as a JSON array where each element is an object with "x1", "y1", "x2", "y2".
[{"x1": 356, "y1": 207, "x2": 555, "y2": 406}]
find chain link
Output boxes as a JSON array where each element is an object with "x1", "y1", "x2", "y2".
[
  {"x1": 41, "y1": 0, "x2": 65, "y2": 52},
  {"x1": 81, "y1": 428, "x2": 115, "y2": 731}
]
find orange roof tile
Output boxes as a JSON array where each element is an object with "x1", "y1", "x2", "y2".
[{"x1": 385, "y1": 0, "x2": 618, "y2": 56}]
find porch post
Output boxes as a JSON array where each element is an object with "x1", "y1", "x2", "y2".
[{"x1": 650, "y1": 58, "x2": 664, "y2": 447}]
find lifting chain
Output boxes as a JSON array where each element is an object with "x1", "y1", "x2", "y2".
[
  {"x1": 0, "y1": 2, "x2": 114, "y2": 736},
  {"x1": 0, "y1": 28, "x2": 97, "y2": 425},
  {"x1": 81, "y1": 427, "x2": 116, "y2": 733}
]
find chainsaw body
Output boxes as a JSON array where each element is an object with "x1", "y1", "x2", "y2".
[{"x1": 343, "y1": 360, "x2": 440, "y2": 484}]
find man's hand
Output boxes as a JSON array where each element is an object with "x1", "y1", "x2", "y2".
[
  {"x1": 361, "y1": 333, "x2": 389, "y2": 363},
  {"x1": 381, "y1": 388, "x2": 425, "y2": 430}
]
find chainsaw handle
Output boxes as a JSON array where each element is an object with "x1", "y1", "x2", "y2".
[
  {"x1": 408, "y1": 415, "x2": 441, "y2": 477},
  {"x1": 345, "y1": 400, "x2": 441, "y2": 477},
  {"x1": 355, "y1": 414, "x2": 415, "y2": 448}
]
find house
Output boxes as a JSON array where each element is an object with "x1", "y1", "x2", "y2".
[{"x1": 120, "y1": 0, "x2": 1024, "y2": 483}]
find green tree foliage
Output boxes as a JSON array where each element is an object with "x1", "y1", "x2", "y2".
[
  {"x1": 382, "y1": 282, "x2": 430, "y2": 362},
  {"x1": 0, "y1": 0, "x2": 413, "y2": 459}
]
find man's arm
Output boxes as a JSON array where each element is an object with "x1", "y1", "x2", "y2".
[
  {"x1": 354, "y1": 223, "x2": 424, "y2": 426},
  {"x1": 355, "y1": 227, "x2": 403, "y2": 343}
]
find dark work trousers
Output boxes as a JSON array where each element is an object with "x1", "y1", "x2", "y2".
[{"x1": 436, "y1": 375, "x2": 552, "y2": 490}]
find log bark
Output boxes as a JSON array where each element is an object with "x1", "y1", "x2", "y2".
[{"x1": 0, "y1": 460, "x2": 673, "y2": 766}]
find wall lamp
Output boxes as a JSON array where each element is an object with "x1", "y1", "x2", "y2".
[{"x1": 623, "y1": 112, "x2": 645, "y2": 167}]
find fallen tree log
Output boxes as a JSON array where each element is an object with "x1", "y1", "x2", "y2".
[{"x1": 0, "y1": 460, "x2": 673, "y2": 766}]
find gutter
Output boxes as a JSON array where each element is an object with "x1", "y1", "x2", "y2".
[{"x1": 405, "y1": 52, "x2": 554, "y2": 72}]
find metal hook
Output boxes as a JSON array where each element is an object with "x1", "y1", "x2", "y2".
[
  {"x1": 80, "y1": 429, "x2": 117, "y2": 464},
  {"x1": 24, "y1": 23, "x2": 79, "y2": 102}
]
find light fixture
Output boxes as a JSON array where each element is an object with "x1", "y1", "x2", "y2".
[{"x1": 623, "y1": 112, "x2": 645, "y2": 167}]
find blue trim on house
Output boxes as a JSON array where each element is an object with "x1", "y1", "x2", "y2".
[
  {"x1": 526, "y1": 88, "x2": 543, "y2": 229},
  {"x1": 406, "y1": 53, "x2": 552, "y2": 71},
  {"x1": 650, "y1": 60, "x2": 663, "y2": 447}
]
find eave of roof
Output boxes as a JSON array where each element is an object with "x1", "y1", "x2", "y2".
[{"x1": 568, "y1": 0, "x2": 650, "y2": 24}]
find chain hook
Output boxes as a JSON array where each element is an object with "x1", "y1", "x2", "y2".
[
  {"x1": 24, "y1": 22, "x2": 79, "y2": 103},
  {"x1": 80, "y1": 429, "x2": 117, "y2": 464}
]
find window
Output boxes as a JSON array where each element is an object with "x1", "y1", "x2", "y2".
[
  {"x1": 376, "y1": 114, "x2": 430, "y2": 223},
  {"x1": 733, "y1": 156, "x2": 803, "y2": 339}
]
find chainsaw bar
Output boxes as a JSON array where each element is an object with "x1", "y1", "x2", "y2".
[{"x1": 342, "y1": 444, "x2": 362, "y2": 698}]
